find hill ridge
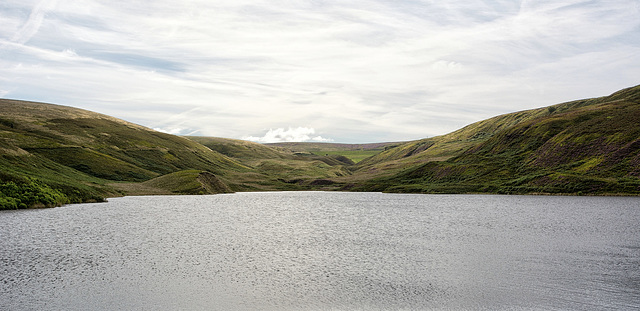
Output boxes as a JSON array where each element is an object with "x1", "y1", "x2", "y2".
[
  {"x1": 2, "y1": 84, "x2": 640, "y2": 208},
  {"x1": 351, "y1": 84, "x2": 640, "y2": 194}
]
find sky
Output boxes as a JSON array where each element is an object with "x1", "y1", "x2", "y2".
[{"x1": 1, "y1": 0, "x2": 639, "y2": 143}]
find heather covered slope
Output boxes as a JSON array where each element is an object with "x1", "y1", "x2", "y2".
[
  {"x1": 0, "y1": 101, "x2": 355, "y2": 208},
  {"x1": 351, "y1": 88, "x2": 630, "y2": 178},
  {"x1": 354, "y1": 85, "x2": 640, "y2": 194},
  {"x1": 0, "y1": 99, "x2": 248, "y2": 208},
  {"x1": 187, "y1": 136, "x2": 291, "y2": 162},
  {"x1": 189, "y1": 137, "x2": 359, "y2": 166},
  {"x1": 2, "y1": 84, "x2": 639, "y2": 208},
  {"x1": 186, "y1": 136, "x2": 353, "y2": 190},
  {"x1": 0, "y1": 100, "x2": 248, "y2": 178},
  {"x1": 267, "y1": 142, "x2": 398, "y2": 163}
]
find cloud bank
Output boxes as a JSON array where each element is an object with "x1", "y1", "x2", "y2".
[{"x1": 1, "y1": 1, "x2": 639, "y2": 142}]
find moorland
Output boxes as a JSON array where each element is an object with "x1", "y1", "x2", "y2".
[{"x1": 1, "y1": 84, "x2": 639, "y2": 209}]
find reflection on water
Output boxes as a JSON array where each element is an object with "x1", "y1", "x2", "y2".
[{"x1": 1, "y1": 192, "x2": 639, "y2": 310}]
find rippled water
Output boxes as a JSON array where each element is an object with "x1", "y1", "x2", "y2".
[{"x1": 1, "y1": 192, "x2": 639, "y2": 310}]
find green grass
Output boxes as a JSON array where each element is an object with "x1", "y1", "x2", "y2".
[
  {"x1": 3, "y1": 84, "x2": 640, "y2": 206},
  {"x1": 310, "y1": 150, "x2": 381, "y2": 163},
  {"x1": 186, "y1": 136, "x2": 286, "y2": 160},
  {"x1": 142, "y1": 170, "x2": 206, "y2": 194},
  {"x1": 186, "y1": 136, "x2": 356, "y2": 190},
  {"x1": 112, "y1": 170, "x2": 234, "y2": 195},
  {"x1": 353, "y1": 84, "x2": 640, "y2": 195},
  {"x1": 267, "y1": 142, "x2": 396, "y2": 164},
  {"x1": 0, "y1": 99, "x2": 251, "y2": 206}
]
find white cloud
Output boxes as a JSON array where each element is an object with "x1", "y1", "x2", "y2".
[
  {"x1": 1, "y1": 0, "x2": 639, "y2": 142},
  {"x1": 244, "y1": 127, "x2": 333, "y2": 143},
  {"x1": 8, "y1": 0, "x2": 57, "y2": 45}
]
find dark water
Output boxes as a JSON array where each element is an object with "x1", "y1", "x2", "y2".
[{"x1": 1, "y1": 192, "x2": 639, "y2": 310}]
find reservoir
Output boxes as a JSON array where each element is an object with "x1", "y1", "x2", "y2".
[{"x1": 1, "y1": 192, "x2": 639, "y2": 310}]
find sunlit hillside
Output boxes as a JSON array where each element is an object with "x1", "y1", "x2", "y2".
[
  {"x1": 2, "y1": 84, "x2": 639, "y2": 208},
  {"x1": 352, "y1": 84, "x2": 640, "y2": 195}
]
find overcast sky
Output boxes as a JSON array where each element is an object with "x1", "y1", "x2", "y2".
[{"x1": 1, "y1": 0, "x2": 639, "y2": 143}]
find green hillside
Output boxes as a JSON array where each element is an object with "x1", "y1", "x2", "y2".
[
  {"x1": 350, "y1": 90, "x2": 623, "y2": 178},
  {"x1": 266, "y1": 142, "x2": 397, "y2": 163},
  {"x1": 0, "y1": 101, "x2": 358, "y2": 209},
  {"x1": 186, "y1": 136, "x2": 353, "y2": 190},
  {"x1": 0, "y1": 99, "x2": 248, "y2": 208},
  {"x1": 353, "y1": 84, "x2": 640, "y2": 195},
  {"x1": 2, "y1": 84, "x2": 639, "y2": 208},
  {"x1": 112, "y1": 170, "x2": 234, "y2": 195},
  {"x1": 188, "y1": 136, "x2": 288, "y2": 161}
]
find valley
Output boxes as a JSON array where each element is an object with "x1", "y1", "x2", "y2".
[{"x1": 2, "y1": 84, "x2": 640, "y2": 208}]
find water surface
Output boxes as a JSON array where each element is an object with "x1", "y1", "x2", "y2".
[{"x1": 1, "y1": 192, "x2": 639, "y2": 310}]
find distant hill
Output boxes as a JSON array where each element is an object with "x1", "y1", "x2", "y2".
[
  {"x1": 185, "y1": 136, "x2": 354, "y2": 188},
  {"x1": 187, "y1": 136, "x2": 289, "y2": 161},
  {"x1": 2, "y1": 84, "x2": 639, "y2": 208},
  {"x1": 352, "y1": 84, "x2": 640, "y2": 195},
  {"x1": 266, "y1": 142, "x2": 399, "y2": 152},
  {"x1": 0, "y1": 102, "x2": 357, "y2": 208},
  {"x1": 266, "y1": 142, "x2": 399, "y2": 163}
]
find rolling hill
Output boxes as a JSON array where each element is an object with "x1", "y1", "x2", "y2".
[
  {"x1": 266, "y1": 142, "x2": 399, "y2": 163},
  {"x1": 0, "y1": 102, "x2": 356, "y2": 208},
  {"x1": 2, "y1": 84, "x2": 639, "y2": 208},
  {"x1": 351, "y1": 84, "x2": 640, "y2": 195},
  {"x1": 185, "y1": 136, "x2": 354, "y2": 189},
  {"x1": 348, "y1": 89, "x2": 628, "y2": 178},
  {"x1": 0, "y1": 99, "x2": 250, "y2": 208}
]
